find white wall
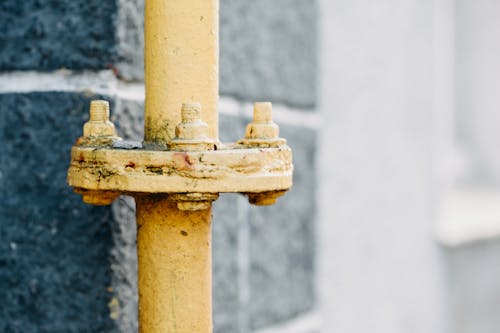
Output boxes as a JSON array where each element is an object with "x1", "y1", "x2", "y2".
[
  {"x1": 454, "y1": 0, "x2": 500, "y2": 186},
  {"x1": 318, "y1": 1, "x2": 448, "y2": 332}
]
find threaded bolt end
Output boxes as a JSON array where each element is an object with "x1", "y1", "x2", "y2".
[
  {"x1": 253, "y1": 102, "x2": 273, "y2": 123},
  {"x1": 89, "y1": 100, "x2": 110, "y2": 122},
  {"x1": 181, "y1": 102, "x2": 201, "y2": 122}
]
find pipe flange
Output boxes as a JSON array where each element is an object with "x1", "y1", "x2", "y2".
[{"x1": 169, "y1": 193, "x2": 220, "y2": 211}]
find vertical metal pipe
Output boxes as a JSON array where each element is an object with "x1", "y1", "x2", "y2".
[
  {"x1": 136, "y1": 197, "x2": 212, "y2": 332},
  {"x1": 139, "y1": 0, "x2": 219, "y2": 331},
  {"x1": 144, "y1": 0, "x2": 219, "y2": 146}
]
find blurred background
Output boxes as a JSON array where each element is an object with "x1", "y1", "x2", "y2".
[{"x1": 1, "y1": 0, "x2": 499, "y2": 332}]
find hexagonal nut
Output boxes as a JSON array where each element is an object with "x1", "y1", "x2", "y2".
[
  {"x1": 74, "y1": 188, "x2": 120, "y2": 206},
  {"x1": 83, "y1": 121, "x2": 117, "y2": 138},
  {"x1": 175, "y1": 120, "x2": 209, "y2": 140},
  {"x1": 169, "y1": 193, "x2": 219, "y2": 211},
  {"x1": 247, "y1": 190, "x2": 287, "y2": 206},
  {"x1": 245, "y1": 122, "x2": 279, "y2": 140}
]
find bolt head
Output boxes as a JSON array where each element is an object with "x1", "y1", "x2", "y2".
[
  {"x1": 74, "y1": 189, "x2": 120, "y2": 206},
  {"x1": 80, "y1": 100, "x2": 119, "y2": 143},
  {"x1": 169, "y1": 102, "x2": 214, "y2": 151},
  {"x1": 247, "y1": 191, "x2": 287, "y2": 206},
  {"x1": 245, "y1": 122, "x2": 279, "y2": 140},
  {"x1": 169, "y1": 193, "x2": 219, "y2": 211},
  {"x1": 175, "y1": 120, "x2": 209, "y2": 140},
  {"x1": 83, "y1": 120, "x2": 117, "y2": 137}
]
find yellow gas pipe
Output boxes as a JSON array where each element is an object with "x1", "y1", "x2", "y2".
[
  {"x1": 136, "y1": 197, "x2": 212, "y2": 332},
  {"x1": 139, "y1": 1, "x2": 218, "y2": 331},
  {"x1": 67, "y1": 0, "x2": 293, "y2": 332}
]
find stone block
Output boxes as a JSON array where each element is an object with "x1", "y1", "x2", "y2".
[
  {"x1": 248, "y1": 125, "x2": 316, "y2": 330},
  {"x1": 0, "y1": 1, "x2": 117, "y2": 70},
  {"x1": 113, "y1": 97, "x2": 144, "y2": 141},
  {"x1": 220, "y1": 0, "x2": 318, "y2": 108},
  {"x1": 110, "y1": 196, "x2": 138, "y2": 333},
  {"x1": 0, "y1": 92, "x2": 118, "y2": 332},
  {"x1": 114, "y1": 0, "x2": 318, "y2": 107},
  {"x1": 116, "y1": 0, "x2": 145, "y2": 82},
  {"x1": 212, "y1": 194, "x2": 243, "y2": 333}
]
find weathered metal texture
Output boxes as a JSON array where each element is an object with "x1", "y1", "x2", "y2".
[
  {"x1": 169, "y1": 102, "x2": 216, "y2": 152},
  {"x1": 68, "y1": 145, "x2": 292, "y2": 194},
  {"x1": 144, "y1": 0, "x2": 219, "y2": 146},
  {"x1": 78, "y1": 100, "x2": 122, "y2": 148},
  {"x1": 66, "y1": 0, "x2": 293, "y2": 332},
  {"x1": 239, "y1": 102, "x2": 286, "y2": 148}
]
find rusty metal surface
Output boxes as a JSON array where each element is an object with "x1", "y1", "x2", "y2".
[{"x1": 68, "y1": 144, "x2": 293, "y2": 194}]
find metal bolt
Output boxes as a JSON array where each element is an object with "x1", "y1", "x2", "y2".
[
  {"x1": 169, "y1": 102, "x2": 215, "y2": 151},
  {"x1": 83, "y1": 100, "x2": 118, "y2": 139},
  {"x1": 239, "y1": 102, "x2": 286, "y2": 147},
  {"x1": 181, "y1": 102, "x2": 202, "y2": 122},
  {"x1": 175, "y1": 102, "x2": 209, "y2": 140},
  {"x1": 253, "y1": 102, "x2": 273, "y2": 123},
  {"x1": 245, "y1": 102, "x2": 278, "y2": 140},
  {"x1": 89, "y1": 100, "x2": 110, "y2": 122}
]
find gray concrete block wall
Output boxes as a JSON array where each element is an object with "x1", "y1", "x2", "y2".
[
  {"x1": 0, "y1": 0, "x2": 319, "y2": 332},
  {"x1": 212, "y1": 194, "x2": 243, "y2": 333},
  {"x1": 248, "y1": 125, "x2": 316, "y2": 330},
  {"x1": 0, "y1": 92, "x2": 119, "y2": 332},
  {"x1": 0, "y1": 1, "x2": 118, "y2": 70},
  {"x1": 110, "y1": 196, "x2": 138, "y2": 333},
  {"x1": 219, "y1": 0, "x2": 318, "y2": 108},
  {"x1": 116, "y1": 0, "x2": 144, "y2": 81}
]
